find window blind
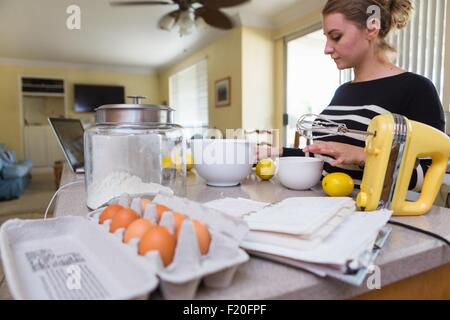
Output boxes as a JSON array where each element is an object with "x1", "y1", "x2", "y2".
[
  {"x1": 340, "y1": 0, "x2": 447, "y2": 95},
  {"x1": 390, "y1": 0, "x2": 447, "y2": 97},
  {"x1": 169, "y1": 59, "x2": 208, "y2": 130}
]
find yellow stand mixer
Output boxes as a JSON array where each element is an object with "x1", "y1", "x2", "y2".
[{"x1": 297, "y1": 113, "x2": 450, "y2": 216}]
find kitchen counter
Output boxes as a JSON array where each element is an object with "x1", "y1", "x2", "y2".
[{"x1": 1, "y1": 164, "x2": 450, "y2": 300}]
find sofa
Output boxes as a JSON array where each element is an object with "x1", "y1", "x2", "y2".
[{"x1": 0, "y1": 144, "x2": 33, "y2": 201}]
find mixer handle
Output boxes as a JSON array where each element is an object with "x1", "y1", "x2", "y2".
[{"x1": 390, "y1": 120, "x2": 450, "y2": 216}]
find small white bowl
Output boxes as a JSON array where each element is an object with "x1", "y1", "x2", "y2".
[
  {"x1": 191, "y1": 139, "x2": 255, "y2": 187},
  {"x1": 276, "y1": 157, "x2": 323, "y2": 190}
]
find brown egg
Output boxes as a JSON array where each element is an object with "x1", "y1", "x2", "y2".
[
  {"x1": 139, "y1": 226, "x2": 177, "y2": 267},
  {"x1": 123, "y1": 218, "x2": 154, "y2": 243},
  {"x1": 141, "y1": 199, "x2": 152, "y2": 212},
  {"x1": 99, "y1": 204, "x2": 123, "y2": 224},
  {"x1": 172, "y1": 211, "x2": 187, "y2": 234},
  {"x1": 155, "y1": 204, "x2": 170, "y2": 222},
  {"x1": 192, "y1": 220, "x2": 211, "y2": 255},
  {"x1": 110, "y1": 208, "x2": 139, "y2": 233}
]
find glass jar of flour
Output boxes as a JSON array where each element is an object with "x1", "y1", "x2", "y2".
[{"x1": 84, "y1": 96, "x2": 186, "y2": 210}]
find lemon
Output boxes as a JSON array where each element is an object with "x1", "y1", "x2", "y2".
[
  {"x1": 322, "y1": 172, "x2": 354, "y2": 197},
  {"x1": 173, "y1": 152, "x2": 194, "y2": 171},
  {"x1": 256, "y1": 158, "x2": 276, "y2": 181},
  {"x1": 186, "y1": 152, "x2": 194, "y2": 171},
  {"x1": 161, "y1": 156, "x2": 174, "y2": 169}
]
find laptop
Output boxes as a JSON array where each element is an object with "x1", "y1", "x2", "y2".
[{"x1": 48, "y1": 118, "x2": 85, "y2": 174}]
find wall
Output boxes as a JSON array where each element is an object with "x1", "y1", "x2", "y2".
[
  {"x1": 159, "y1": 28, "x2": 243, "y2": 133},
  {"x1": 0, "y1": 63, "x2": 159, "y2": 160},
  {"x1": 241, "y1": 27, "x2": 274, "y2": 130},
  {"x1": 159, "y1": 26, "x2": 275, "y2": 136},
  {"x1": 157, "y1": 2, "x2": 325, "y2": 139}
]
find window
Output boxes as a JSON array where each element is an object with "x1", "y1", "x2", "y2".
[
  {"x1": 390, "y1": 0, "x2": 447, "y2": 98},
  {"x1": 284, "y1": 27, "x2": 341, "y2": 147},
  {"x1": 169, "y1": 59, "x2": 208, "y2": 135}
]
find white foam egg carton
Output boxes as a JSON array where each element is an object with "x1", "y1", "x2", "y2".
[
  {"x1": 86, "y1": 193, "x2": 250, "y2": 300},
  {"x1": 0, "y1": 216, "x2": 159, "y2": 300}
]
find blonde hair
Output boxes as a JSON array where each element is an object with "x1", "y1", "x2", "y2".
[{"x1": 322, "y1": 0, "x2": 414, "y2": 53}]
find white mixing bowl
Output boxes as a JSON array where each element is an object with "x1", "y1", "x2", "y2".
[
  {"x1": 276, "y1": 157, "x2": 324, "y2": 190},
  {"x1": 191, "y1": 139, "x2": 255, "y2": 187}
]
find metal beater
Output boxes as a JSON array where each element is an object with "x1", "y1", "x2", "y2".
[{"x1": 296, "y1": 113, "x2": 374, "y2": 140}]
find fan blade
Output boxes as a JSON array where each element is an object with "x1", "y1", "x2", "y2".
[
  {"x1": 158, "y1": 10, "x2": 181, "y2": 30},
  {"x1": 195, "y1": 7, "x2": 233, "y2": 29},
  {"x1": 199, "y1": 0, "x2": 250, "y2": 9},
  {"x1": 110, "y1": 1, "x2": 174, "y2": 6}
]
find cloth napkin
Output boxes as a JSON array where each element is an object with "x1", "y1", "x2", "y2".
[
  {"x1": 244, "y1": 207, "x2": 353, "y2": 250},
  {"x1": 203, "y1": 197, "x2": 269, "y2": 219},
  {"x1": 243, "y1": 197, "x2": 356, "y2": 237},
  {"x1": 241, "y1": 209, "x2": 392, "y2": 266}
]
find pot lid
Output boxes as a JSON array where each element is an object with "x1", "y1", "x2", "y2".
[{"x1": 95, "y1": 96, "x2": 174, "y2": 125}]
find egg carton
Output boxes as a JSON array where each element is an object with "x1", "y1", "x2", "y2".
[
  {"x1": 0, "y1": 216, "x2": 159, "y2": 300},
  {"x1": 87, "y1": 193, "x2": 250, "y2": 300}
]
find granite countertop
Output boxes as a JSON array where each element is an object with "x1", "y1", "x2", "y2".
[{"x1": 1, "y1": 164, "x2": 450, "y2": 300}]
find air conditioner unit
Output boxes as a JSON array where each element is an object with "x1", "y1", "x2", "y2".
[{"x1": 22, "y1": 77, "x2": 65, "y2": 94}]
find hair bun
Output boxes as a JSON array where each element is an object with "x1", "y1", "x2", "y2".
[
  {"x1": 390, "y1": 0, "x2": 414, "y2": 30},
  {"x1": 322, "y1": 0, "x2": 415, "y2": 54}
]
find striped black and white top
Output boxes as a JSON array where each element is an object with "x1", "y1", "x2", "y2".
[{"x1": 283, "y1": 72, "x2": 445, "y2": 191}]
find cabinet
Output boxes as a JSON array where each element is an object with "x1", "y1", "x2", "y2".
[
  {"x1": 21, "y1": 76, "x2": 67, "y2": 169},
  {"x1": 24, "y1": 126, "x2": 65, "y2": 168}
]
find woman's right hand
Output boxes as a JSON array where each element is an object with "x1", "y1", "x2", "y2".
[
  {"x1": 303, "y1": 141, "x2": 366, "y2": 166},
  {"x1": 256, "y1": 145, "x2": 283, "y2": 161}
]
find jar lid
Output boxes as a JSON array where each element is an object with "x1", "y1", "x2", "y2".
[{"x1": 95, "y1": 96, "x2": 174, "y2": 125}]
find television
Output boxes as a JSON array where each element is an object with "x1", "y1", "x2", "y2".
[{"x1": 74, "y1": 84, "x2": 125, "y2": 113}]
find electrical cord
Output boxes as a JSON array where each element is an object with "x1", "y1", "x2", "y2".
[
  {"x1": 44, "y1": 180, "x2": 83, "y2": 220},
  {"x1": 388, "y1": 220, "x2": 450, "y2": 246},
  {"x1": 41, "y1": 175, "x2": 450, "y2": 245}
]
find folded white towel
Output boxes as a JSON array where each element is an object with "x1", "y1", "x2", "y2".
[
  {"x1": 241, "y1": 209, "x2": 392, "y2": 266},
  {"x1": 244, "y1": 206, "x2": 353, "y2": 250},
  {"x1": 204, "y1": 197, "x2": 269, "y2": 219},
  {"x1": 244, "y1": 197, "x2": 356, "y2": 237}
]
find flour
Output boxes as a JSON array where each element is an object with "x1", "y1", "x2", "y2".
[{"x1": 87, "y1": 171, "x2": 174, "y2": 209}]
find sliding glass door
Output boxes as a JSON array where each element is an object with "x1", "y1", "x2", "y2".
[{"x1": 284, "y1": 27, "x2": 341, "y2": 147}]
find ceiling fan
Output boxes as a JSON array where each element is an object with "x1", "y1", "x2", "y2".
[{"x1": 110, "y1": 0, "x2": 251, "y2": 35}]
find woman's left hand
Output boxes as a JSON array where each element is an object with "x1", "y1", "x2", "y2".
[{"x1": 303, "y1": 141, "x2": 366, "y2": 167}]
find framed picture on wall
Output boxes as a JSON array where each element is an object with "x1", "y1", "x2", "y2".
[{"x1": 215, "y1": 77, "x2": 231, "y2": 107}]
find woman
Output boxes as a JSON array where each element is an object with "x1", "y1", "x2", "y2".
[{"x1": 265, "y1": 0, "x2": 445, "y2": 191}]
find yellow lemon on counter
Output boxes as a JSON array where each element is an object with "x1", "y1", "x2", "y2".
[
  {"x1": 186, "y1": 152, "x2": 194, "y2": 171},
  {"x1": 322, "y1": 172, "x2": 354, "y2": 197},
  {"x1": 161, "y1": 156, "x2": 174, "y2": 169},
  {"x1": 174, "y1": 152, "x2": 194, "y2": 171},
  {"x1": 256, "y1": 158, "x2": 276, "y2": 181}
]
